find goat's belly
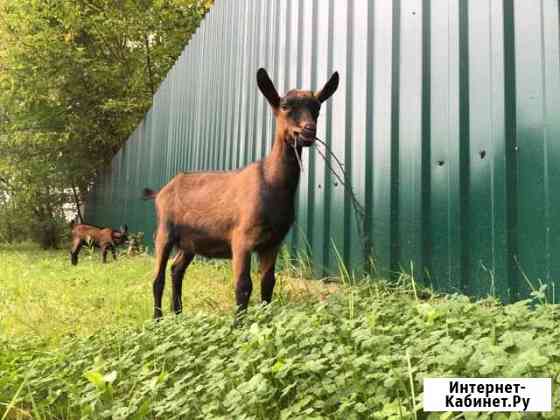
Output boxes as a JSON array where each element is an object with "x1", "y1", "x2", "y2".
[
  {"x1": 179, "y1": 236, "x2": 232, "y2": 259},
  {"x1": 252, "y1": 223, "x2": 292, "y2": 251}
]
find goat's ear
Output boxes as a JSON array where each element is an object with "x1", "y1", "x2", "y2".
[
  {"x1": 257, "y1": 68, "x2": 280, "y2": 109},
  {"x1": 121, "y1": 224, "x2": 128, "y2": 233},
  {"x1": 316, "y1": 72, "x2": 339, "y2": 103}
]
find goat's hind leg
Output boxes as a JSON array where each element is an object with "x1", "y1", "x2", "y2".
[
  {"x1": 70, "y1": 239, "x2": 82, "y2": 266},
  {"x1": 170, "y1": 250, "x2": 194, "y2": 314},
  {"x1": 101, "y1": 245, "x2": 109, "y2": 263},
  {"x1": 152, "y1": 225, "x2": 174, "y2": 319}
]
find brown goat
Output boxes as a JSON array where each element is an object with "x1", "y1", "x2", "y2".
[
  {"x1": 70, "y1": 222, "x2": 128, "y2": 265},
  {"x1": 143, "y1": 68, "x2": 339, "y2": 319}
]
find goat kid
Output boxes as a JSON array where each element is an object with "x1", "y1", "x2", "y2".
[
  {"x1": 70, "y1": 222, "x2": 128, "y2": 265},
  {"x1": 143, "y1": 68, "x2": 339, "y2": 319}
]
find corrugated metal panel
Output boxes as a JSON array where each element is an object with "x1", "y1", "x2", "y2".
[{"x1": 86, "y1": 0, "x2": 560, "y2": 303}]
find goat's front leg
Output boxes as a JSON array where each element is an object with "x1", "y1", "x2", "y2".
[
  {"x1": 232, "y1": 242, "x2": 252, "y2": 316},
  {"x1": 258, "y1": 247, "x2": 279, "y2": 304},
  {"x1": 111, "y1": 244, "x2": 117, "y2": 261}
]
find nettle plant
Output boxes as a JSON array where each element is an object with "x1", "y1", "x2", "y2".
[{"x1": 126, "y1": 231, "x2": 147, "y2": 256}]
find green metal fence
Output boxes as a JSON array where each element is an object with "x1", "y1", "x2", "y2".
[{"x1": 86, "y1": 0, "x2": 560, "y2": 303}]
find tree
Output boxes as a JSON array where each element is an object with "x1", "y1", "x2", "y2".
[{"x1": 0, "y1": 0, "x2": 212, "y2": 247}]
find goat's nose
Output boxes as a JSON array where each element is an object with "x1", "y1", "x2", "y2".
[{"x1": 302, "y1": 123, "x2": 316, "y2": 136}]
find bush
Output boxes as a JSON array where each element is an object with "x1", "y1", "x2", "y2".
[{"x1": 0, "y1": 199, "x2": 68, "y2": 249}]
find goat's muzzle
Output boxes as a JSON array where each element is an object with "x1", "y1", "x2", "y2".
[{"x1": 295, "y1": 126, "x2": 317, "y2": 147}]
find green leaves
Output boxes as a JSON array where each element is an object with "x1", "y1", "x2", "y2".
[
  {"x1": 0, "y1": 0, "x2": 211, "y2": 245},
  {"x1": 83, "y1": 371, "x2": 105, "y2": 389},
  {"x1": 1, "y1": 287, "x2": 559, "y2": 418}
]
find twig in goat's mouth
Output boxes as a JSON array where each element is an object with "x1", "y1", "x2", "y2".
[{"x1": 313, "y1": 136, "x2": 369, "y2": 252}]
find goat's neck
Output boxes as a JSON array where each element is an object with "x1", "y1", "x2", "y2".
[{"x1": 263, "y1": 132, "x2": 302, "y2": 191}]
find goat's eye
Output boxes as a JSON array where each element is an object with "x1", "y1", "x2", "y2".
[
  {"x1": 280, "y1": 104, "x2": 290, "y2": 111},
  {"x1": 310, "y1": 105, "x2": 320, "y2": 118}
]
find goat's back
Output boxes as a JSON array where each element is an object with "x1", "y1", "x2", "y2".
[
  {"x1": 72, "y1": 224, "x2": 115, "y2": 245},
  {"x1": 154, "y1": 162, "x2": 297, "y2": 254},
  {"x1": 155, "y1": 166, "x2": 260, "y2": 226}
]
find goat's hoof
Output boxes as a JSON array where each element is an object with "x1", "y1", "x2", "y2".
[{"x1": 232, "y1": 312, "x2": 248, "y2": 328}]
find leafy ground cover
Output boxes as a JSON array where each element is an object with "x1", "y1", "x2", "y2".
[{"x1": 0, "y1": 245, "x2": 559, "y2": 419}]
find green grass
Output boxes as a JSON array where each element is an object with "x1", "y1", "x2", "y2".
[
  {"x1": 0, "y1": 244, "x2": 559, "y2": 419},
  {"x1": 0, "y1": 244, "x2": 152, "y2": 339},
  {"x1": 0, "y1": 244, "x2": 333, "y2": 342}
]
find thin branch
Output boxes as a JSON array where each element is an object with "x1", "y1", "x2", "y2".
[
  {"x1": 80, "y1": 0, "x2": 105, "y2": 14},
  {"x1": 0, "y1": 175, "x2": 14, "y2": 192},
  {"x1": 314, "y1": 137, "x2": 370, "y2": 257},
  {"x1": 144, "y1": 33, "x2": 155, "y2": 96},
  {"x1": 71, "y1": 184, "x2": 84, "y2": 223},
  {"x1": 314, "y1": 137, "x2": 366, "y2": 218}
]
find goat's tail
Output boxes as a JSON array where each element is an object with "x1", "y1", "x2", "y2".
[{"x1": 142, "y1": 188, "x2": 158, "y2": 200}]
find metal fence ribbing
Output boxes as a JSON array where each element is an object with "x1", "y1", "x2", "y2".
[{"x1": 87, "y1": 0, "x2": 560, "y2": 304}]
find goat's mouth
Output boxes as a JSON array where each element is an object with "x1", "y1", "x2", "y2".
[{"x1": 293, "y1": 131, "x2": 316, "y2": 147}]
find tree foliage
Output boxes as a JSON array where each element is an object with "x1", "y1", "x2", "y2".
[{"x1": 0, "y1": 0, "x2": 211, "y2": 246}]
